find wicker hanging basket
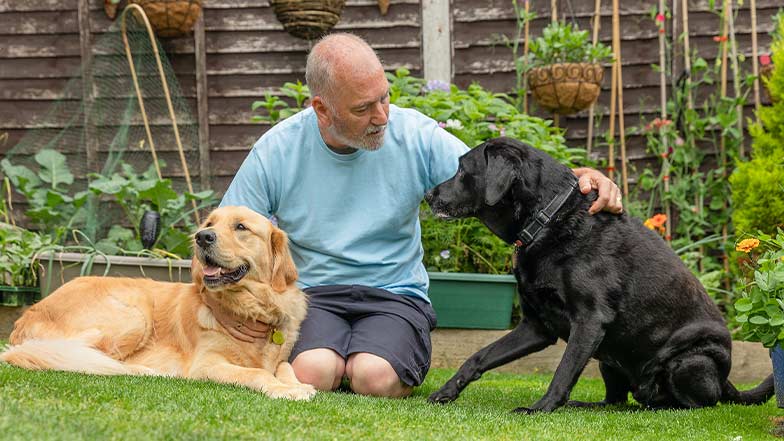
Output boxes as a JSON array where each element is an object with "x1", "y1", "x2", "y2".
[
  {"x1": 270, "y1": 0, "x2": 346, "y2": 40},
  {"x1": 527, "y1": 63, "x2": 605, "y2": 115},
  {"x1": 130, "y1": 0, "x2": 202, "y2": 38}
]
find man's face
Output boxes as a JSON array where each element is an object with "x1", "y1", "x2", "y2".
[{"x1": 324, "y1": 68, "x2": 390, "y2": 150}]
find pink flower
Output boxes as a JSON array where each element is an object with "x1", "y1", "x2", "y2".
[
  {"x1": 656, "y1": 13, "x2": 665, "y2": 22},
  {"x1": 438, "y1": 122, "x2": 447, "y2": 128},
  {"x1": 675, "y1": 137, "x2": 684, "y2": 146},
  {"x1": 760, "y1": 54, "x2": 772, "y2": 66}
]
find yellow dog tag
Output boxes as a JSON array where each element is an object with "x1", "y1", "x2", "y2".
[{"x1": 271, "y1": 329, "x2": 285, "y2": 345}]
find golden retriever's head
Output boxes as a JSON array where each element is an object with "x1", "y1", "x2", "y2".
[{"x1": 192, "y1": 206, "x2": 298, "y2": 293}]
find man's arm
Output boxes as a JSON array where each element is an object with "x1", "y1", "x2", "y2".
[{"x1": 572, "y1": 167, "x2": 623, "y2": 215}]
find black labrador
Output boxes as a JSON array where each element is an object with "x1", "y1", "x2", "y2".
[{"x1": 425, "y1": 137, "x2": 773, "y2": 413}]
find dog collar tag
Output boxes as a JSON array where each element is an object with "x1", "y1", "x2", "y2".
[{"x1": 271, "y1": 329, "x2": 285, "y2": 345}]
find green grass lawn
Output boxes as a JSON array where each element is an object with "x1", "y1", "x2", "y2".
[{"x1": 1, "y1": 363, "x2": 781, "y2": 441}]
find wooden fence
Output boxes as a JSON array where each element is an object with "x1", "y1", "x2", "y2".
[{"x1": 0, "y1": 0, "x2": 779, "y2": 198}]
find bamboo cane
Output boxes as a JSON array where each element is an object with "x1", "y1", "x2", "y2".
[
  {"x1": 727, "y1": 0, "x2": 744, "y2": 158},
  {"x1": 612, "y1": 0, "x2": 628, "y2": 195},
  {"x1": 751, "y1": 0, "x2": 761, "y2": 119},
  {"x1": 551, "y1": 0, "x2": 558, "y2": 128},
  {"x1": 607, "y1": 2, "x2": 618, "y2": 182},
  {"x1": 681, "y1": 0, "x2": 692, "y2": 109},
  {"x1": 681, "y1": 0, "x2": 703, "y2": 270},
  {"x1": 586, "y1": 0, "x2": 602, "y2": 156},
  {"x1": 522, "y1": 0, "x2": 531, "y2": 114},
  {"x1": 658, "y1": 0, "x2": 671, "y2": 242},
  {"x1": 720, "y1": 0, "x2": 730, "y2": 287},
  {"x1": 121, "y1": 4, "x2": 201, "y2": 224}
]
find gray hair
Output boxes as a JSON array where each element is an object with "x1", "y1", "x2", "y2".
[{"x1": 305, "y1": 33, "x2": 381, "y2": 103}]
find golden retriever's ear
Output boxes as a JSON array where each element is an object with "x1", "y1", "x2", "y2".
[{"x1": 270, "y1": 227, "x2": 298, "y2": 292}]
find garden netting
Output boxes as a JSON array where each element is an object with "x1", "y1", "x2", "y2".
[{"x1": 1, "y1": 9, "x2": 210, "y2": 257}]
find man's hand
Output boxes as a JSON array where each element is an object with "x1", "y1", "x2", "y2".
[
  {"x1": 203, "y1": 294, "x2": 271, "y2": 343},
  {"x1": 572, "y1": 167, "x2": 623, "y2": 215}
]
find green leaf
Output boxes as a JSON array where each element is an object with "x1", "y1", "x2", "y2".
[
  {"x1": 90, "y1": 175, "x2": 127, "y2": 195},
  {"x1": 749, "y1": 316, "x2": 770, "y2": 325},
  {"x1": 734, "y1": 298, "x2": 753, "y2": 312},
  {"x1": 1, "y1": 159, "x2": 41, "y2": 190},
  {"x1": 185, "y1": 190, "x2": 215, "y2": 201},
  {"x1": 35, "y1": 150, "x2": 74, "y2": 188},
  {"x1": 756, "y1": 270, "x2": 771, "y2": 292},
  {"x1": 770, "y1": 317, "x2": 784, "y2": 327},
  {"x1": 138, "y1": 179, "x2": 178, "y2": 212}
]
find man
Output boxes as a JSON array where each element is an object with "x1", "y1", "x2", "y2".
[{"x1": 216, "y1": 33, "x2": 623, "y2": 398}]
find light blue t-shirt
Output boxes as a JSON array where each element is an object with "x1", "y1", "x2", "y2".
[{"x1": 221, "y1": 104, "x2": 469, "y2": 301}]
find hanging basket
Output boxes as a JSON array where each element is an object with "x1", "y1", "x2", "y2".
[
  {"x1": 129, "y1": 0, "x2": 202, "y2": 38},
  {"x1": 270, "y1": 0, "x2": 346, "y2": 40},
  {"x1": 527, "y1": 63, "x2": 605, "y2": 115}
]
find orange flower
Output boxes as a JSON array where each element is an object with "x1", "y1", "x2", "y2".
[
  {"x1": 644, "y1": 214, "x2": 667, "y2": 235},
  {"x1": 735, "y1": 238, "x2": 760, "y2": 253},
  {"x1": 650, "y1": 214, "x2": 667, "y2": 227}
]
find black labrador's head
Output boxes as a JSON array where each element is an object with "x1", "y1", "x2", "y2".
[{"x1": 425, "y1": 137, "x2": 575, "y2": 243}]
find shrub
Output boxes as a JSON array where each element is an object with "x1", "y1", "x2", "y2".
[{"x1": 730, "y1": 14, "x2": 784, "y2": 236}]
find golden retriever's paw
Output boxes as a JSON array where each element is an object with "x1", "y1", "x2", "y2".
[
  {"x1": 264, "y1": 383, "x2": 316, "y2": 401},
  {"x1": 294, "y1": 383, "x2": 317, "y2": 399}
]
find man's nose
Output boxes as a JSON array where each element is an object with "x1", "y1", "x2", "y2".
[{"x1": 370, "y1": 102, "x2": 388, "y2": 126}]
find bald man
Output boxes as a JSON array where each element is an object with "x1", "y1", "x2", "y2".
[{"x1": 218, "y1": 33, "x2": 623, "y2": 398}]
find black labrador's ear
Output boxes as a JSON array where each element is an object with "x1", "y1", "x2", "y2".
[{"x1": 484, "y1": 148, "x2": 517, "y2": 206}]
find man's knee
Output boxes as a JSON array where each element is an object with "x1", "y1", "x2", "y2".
[
  {"x1": 346, "y1": 353, "x2": 412, "y2": 398},
  {"x1": 291, "y1": 348, "x2": 345, "y2": 391}
]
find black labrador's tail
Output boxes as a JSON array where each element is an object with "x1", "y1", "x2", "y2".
[{"x1": 722, "y1": 374, "x2": 775, "y2": 405}]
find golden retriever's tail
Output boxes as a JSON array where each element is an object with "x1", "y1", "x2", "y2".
[{"x1": 0, "y1": 338, "x2": 153, "y2": 376}]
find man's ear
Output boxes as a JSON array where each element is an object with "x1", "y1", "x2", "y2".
[
  {"x1": 311, "y1": 96, "x2": 332, "y2": 127},
  {"x1": 270, "y1": 227, "x2": 298, "y2": 293},
  {"x1": 484, "y1": 149, "x2": 517, "y2": 206}
]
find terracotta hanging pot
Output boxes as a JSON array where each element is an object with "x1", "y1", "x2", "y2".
[
  {"x1": 527, "y1": 62, "x2": 604, "y2": 115},
  {"x1": 129, "y1": 0, "x2": 202, "y2": 38},
  {"x1": 270, "y1": 0, "x2": 346, "y2": 40}
]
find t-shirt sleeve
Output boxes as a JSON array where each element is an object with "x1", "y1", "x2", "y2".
[
  {"x1": 427, "y1": 125, "x2": 470, "y2": 190},
  {"x1": 219, "y1": 146, "x2": 275, "y2": 218}
]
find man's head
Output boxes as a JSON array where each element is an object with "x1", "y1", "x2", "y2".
[{"x1": 306, "y1": 33, "x2": 389, "y2": 151}]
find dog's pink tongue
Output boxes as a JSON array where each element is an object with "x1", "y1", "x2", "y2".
[{"x1": 203, "y1": 265, "x2": 221, "y2": 276}]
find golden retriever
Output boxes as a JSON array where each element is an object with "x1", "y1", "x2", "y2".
[{"x1": 0, "y1": 206, "x2": 315, "y2": 401}]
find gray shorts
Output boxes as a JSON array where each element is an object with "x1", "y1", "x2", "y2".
[{"x1": 289, "y1": 285, "x2": 437, "y2": 387}]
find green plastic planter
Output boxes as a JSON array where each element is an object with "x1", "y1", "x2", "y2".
[
  {"x1": 0, "y1": 286, "x2": 40, "y2": 307},
  {"x1": 427, "y1": 272, "x2": 517, "y2": 329}
]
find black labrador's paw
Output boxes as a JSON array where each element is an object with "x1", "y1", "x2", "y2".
[
  {"x1": 428, "y1": 383, "x2": 461, "y2": 404},
  {"x1": 566, "y1": 400, "x2": 610, "y2": 408},
  {"x1": 513, "y1": 397, "x2": 562, "y2": 414}
]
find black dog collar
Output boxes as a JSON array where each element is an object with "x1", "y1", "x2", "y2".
[{"x1": 514, "y1": 176, "x2": 580, "y2": 249}]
